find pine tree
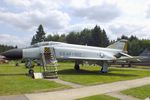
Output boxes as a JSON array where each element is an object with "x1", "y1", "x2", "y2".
[
  {"x1": 91, "y1": 25, "x2": 102, "y2": 47},
  {"x1": 31, "y1": 24, "x2": 46, "y2": 45},
  {"x1": 31, "y1": 36, "x2": 36, "y2": 45},
  {"x1": 101, "y1": 29, "x2": 109, "y2": 47},
  {"x1": 121, "y1": 35, "x2": 128, "y2": 39},
  {"x1": 15, "y1": 45, "x2": 18, "y2": 48},
  {"x1": 66, "y1": 32, "x2": 79, "y2": 44}
]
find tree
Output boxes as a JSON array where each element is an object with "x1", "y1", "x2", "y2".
[
  {"x1": 31, "y1": 24, "x2": 46, "y2": 45},
  {"x1": 121, "y1": 35, "x2": 128, "y2": 40},
  {"x1": 15, "y1": 45, "x2": 18, "y2": 48},
  {"x1": 66, "y1": 32, "x2": 79, "y2": 44},
  {"x1": 52, "y1": 34, "x2": 60, "y2": 41},
  {"x1": 129, "y1": 35, "x2": 138, "y2": 41},
  {"x1": 31, "y1": 36, "x2": 36, "y2": 45},
  {"x1": 101, "y1": 29, "x2": 109, "y2": 47},
  {"x1": 90, "y1": 25, "x2": 109, "y2": 47},
  {"x1": 91, "y1": 25, "x2": 102, "y2": 47},
  {"x1": 78, "y1": 29, "x2": 91, "y2": 45},
  {"x1": 0, "y1": 44, "x2": 15, "y2": 53},
  {"x1": 45, "y1": 34, "x2": 53, "y2": 41},
  {"x1": 128, "y1": 40, "x2": 142, "y2": 56},
  {"x1": 58, "y1": 34, "x2": 66, "y2": 42}
]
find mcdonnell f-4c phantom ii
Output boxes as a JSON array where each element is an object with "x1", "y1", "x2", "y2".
[{"x1": 1, "y1": 39, "x2": 133, "y2": 76}]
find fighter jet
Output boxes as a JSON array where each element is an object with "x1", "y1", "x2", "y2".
[{"x1": 1, "y1": 39, "x2": 132, "y2": 74}]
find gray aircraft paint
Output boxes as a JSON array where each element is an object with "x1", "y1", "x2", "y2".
[
  {"x1": 22, "y1": 39, "x2": 129, "y2": 61},
  {"x1": 1, "y1": 39, "x2": 132, "y2": 73}
]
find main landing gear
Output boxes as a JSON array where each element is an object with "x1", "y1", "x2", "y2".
[
  {"x1": 74, "y1": 61, "x2": 80, "y2": 71},
  {"x1": 100, "y1": 61, "x2": 109, "y2": 73},
  {"x1": 25, "y1": 59, "x2": 34, "y2": 78},
  {"x1": 74, "y1": 64, "x2": 80, "y2": 70},
  {"x1": 74, "y1": 61, "x2": 109, "y2": 73},
  {"x1": 28, "y1": 69, "x2": 34, "y2": 76}
]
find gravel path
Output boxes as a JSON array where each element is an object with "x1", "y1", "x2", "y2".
[
  {"x1": 0, "y1": 95, "x2": 29, "y2": 100},
  {"x1": 46, "y1": 78, "x2": 84, "y2": 88},
  {"x1": 24, "y1": 77, "x2": 150, "y2": 100},
  {"x1": 106, "y1": 92, "x2": 140, "y2": 100}
]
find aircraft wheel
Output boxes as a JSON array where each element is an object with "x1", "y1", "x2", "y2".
[
  {"x1": 121, "y1": 64, "x2": 125, "y2": 67},
  {"x1": 28, "y1": 69, "x2": 34, "y2": 77},
  {"x1": 74, "y1": 64, "x2": 80, "y2": 70},
  {"x1": 128, "y1": 63, "x2": 131, "y2": 67},
  {"x1": 100, "y1": 61, "x2": 108, "y2": 73},
  {"x1": 101, "y1": 69, "x2": 108, "y2": 73},
  {"x1": 100, "y1": 67, "x2": 107, "y2": 73}
]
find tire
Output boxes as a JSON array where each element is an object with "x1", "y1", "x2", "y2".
[
  {"x1": 128, "y1": 64, "x2": 131, "y2": 67},
  {"x1": 28, "y1": 69, "x2": 34, "y2": 77},
  {"x1": 74, "y1": 64, "x2": 80, "y2": 70}
]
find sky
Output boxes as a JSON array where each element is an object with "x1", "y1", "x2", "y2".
[{"x1": 0, "y1": 0, "x2": 150, "y2": 47}]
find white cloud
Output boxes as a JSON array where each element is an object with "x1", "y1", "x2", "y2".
[
  {"x1": 30, "y1": 10, "x2": 70, "y2": 30},
  {"x1": 67, "y1": 0, "x2": 87, "y2": 9},
  {"x1": 145, "y1": 4, "x2": 150, "y2": 18},
  {"x1": 64, "y1": 23, "x2": 94, "y2": 33},
  {"x1": 108, "y1": 23, "x2": 150, "y2": 40},
  {"x1": 0, "y1": 34, "x2": 30, "y2": 47},
  {"x1": 0, "y1": 10, "x2": 70, "y2": 31},
  {"x1": 109, "y1": 24, "x2": 135, "y2": 35},
  {"x1": 0, "y1": 11, "x2": 31, "y2": 29},
  {"x1": 73, "y1": 3, "x2": 121, "y2": 23},
  {"x1": 4, "y1": 0, "x2": 62, "y2": 9},
  {"x1": 0, "y1": 0, "x2": 150, "y2": 47},
  {"x1": 0, "y1": 0, "x2": 71, "y2": 32},
  {"x1": 5, "y1": 0, "x2": 32, "y2": 7}
]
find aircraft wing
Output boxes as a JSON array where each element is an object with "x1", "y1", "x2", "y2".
[
  {"x1": 120, "y1": 52, "x2": 133, "y2": 58},
  {"x1": 118, "y1": 56, "x2": 141, "y2": 62},
  {"x1": 59, "y1": 56, "x2": 116, "y2": 61}
]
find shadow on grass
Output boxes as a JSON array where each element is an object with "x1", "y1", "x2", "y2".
[
  {"x1": 109, "y1": 68, "x2": 135, "y2": 72},
  {"x1": 0, "y1": 73, "x2": 27, "y2": 76},
  {"x1": 58, "y1": 69, "x2": 137, "y2": 77},
  {"x1": 138, "y1": 68, "x2": 150, "y2": 70}
]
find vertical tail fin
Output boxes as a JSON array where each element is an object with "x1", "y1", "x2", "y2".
[{"x1": 107, "y1": 39, "x2": 128, "y2": 52}]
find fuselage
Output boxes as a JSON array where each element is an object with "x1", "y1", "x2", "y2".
[{"x1": 23, "y1": 41, "x2": 122, "y2": 61}]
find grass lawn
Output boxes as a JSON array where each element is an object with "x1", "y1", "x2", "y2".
[
  {"x1": 132, "y1": 65, "x2": 150, "y2": 70},
  {"x1": 76, "y1": 94, "x2": 119, "y2": 100},
  {"x1": 121, "y1": 84, "x2": 150, "y2": 99},
  {"x1": 58, "y1": 63, "x2": 150, "y2": 85},
  {"x1": 0, "y1": 63, "x2": 68, "y2": 96},
  {"x1": 1, "y1": 62, "x2": 150, "y2": 95}
]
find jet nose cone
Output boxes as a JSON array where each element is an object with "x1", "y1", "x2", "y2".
[{"x1": 1, "y1": 49, "x2": 22, "y2": 60}]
